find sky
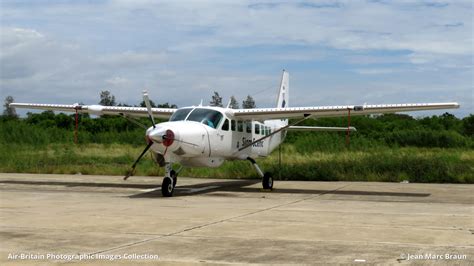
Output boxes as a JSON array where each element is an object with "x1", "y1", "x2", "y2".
[{"x1": 0, "y1": 0, "x2": 472, "y2": 117}]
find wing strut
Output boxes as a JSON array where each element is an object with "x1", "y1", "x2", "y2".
[
  {"x1": 74, "y1": 107, "x2": 78, "y2": 144},
  {"x1": 73, "y1": 105, "x2": 82, "y2": 144},
  {"x1": 346, "y1": 108, "x2": 351, "y2": 148}
]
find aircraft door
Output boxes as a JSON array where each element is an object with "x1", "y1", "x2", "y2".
[
  {"x1": 199, "y1": 124, "x2": 211, "y2": 157},
  {"x1": 210, "y1": 118, "x2": 232, "y2": 156}
]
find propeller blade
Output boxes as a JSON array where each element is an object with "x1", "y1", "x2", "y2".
[
  {"x1": 124, "y1": 141, "x2": 153, "y2": 180},
  {"x1": 143, "y1": 90, "x2": 156, "y2": 128}
]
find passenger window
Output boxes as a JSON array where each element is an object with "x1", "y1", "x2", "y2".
[
  {"x1": 231, "y1": 120, "x2": 236, "y2": 131},
  {"x1": 268, "y1": 128, "x2": 272, "y2": 135},
  {"x1": 246, "y1": 121, "x2": 252, "y2": 133},
  {"x1": 255, "y1": 124, "x2": 260, "y2": 134},
  {"x1": 222, "y1": 119, "x2": 229, "y2": 131},
  {"x1": 237, "y1": 121, "x2": 243, "y2": 132}
]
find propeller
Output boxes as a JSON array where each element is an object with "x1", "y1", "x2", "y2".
[
  {"x1": 143, "y1": 90, "x2": 156, "y2": 128},
  {"x1": 162, "y1": 129, "x2": 174, "y2": 146}
]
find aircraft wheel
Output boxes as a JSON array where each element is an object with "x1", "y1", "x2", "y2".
[
  {"x1": 170, "y1": 170, "x2": 177, "y2": 188},
  {"x1": 262, "y1": 172, "x2": 273, "y2": 190},
  {"x1": 161, "y1": 177, "x2": 174, "y2": 197}
]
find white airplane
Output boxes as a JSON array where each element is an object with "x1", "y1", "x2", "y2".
[{"x1": 11, "y1": 71, "x2": 460, "y2": 196}]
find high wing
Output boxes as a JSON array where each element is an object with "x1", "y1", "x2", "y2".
[
  {"x1": 9, "y1": 103, "x2": 176, "y2": 119},
  {"x1": 231, "y1": 102, "x2": 460, "y2": 120}
]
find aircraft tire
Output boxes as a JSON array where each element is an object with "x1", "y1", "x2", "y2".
[
  {"x1": 161, "y1": 177, "x2": 174, "y2": 197},
  {"x1": 262, "y1": 172, "x2": 273, "y2": 190}
]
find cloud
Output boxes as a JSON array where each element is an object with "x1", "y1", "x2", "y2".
[
  {"x1": 105, "y1": 76, "x2": 129, "y2": 86},
  {"x1": 96, "y1": 51, "x2": 167, "y2": 68},
  {"x1": 0, "y1": 27, "x2": 76, "y2": 80},
  {"x1": 0, "y1": 0, "x2": 472, "y2": 117},
  {"x1": 354, "y1": 68, "x2": 399, "y2": 75}
]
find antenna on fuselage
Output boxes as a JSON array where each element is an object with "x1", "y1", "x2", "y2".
[
  {"x1": 226, "y1": 99, "x2": 231, "y2": 108},
  {"x1": 199, "y1": 99, "x2": 203, "y2": 107}
]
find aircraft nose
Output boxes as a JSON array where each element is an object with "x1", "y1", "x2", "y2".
[
  {"x1": 147, "y1": 127, "x2": 176, "y2": 147},
  {"x1": 147, "y1": 127, "x2": 165, "y2": 143}
]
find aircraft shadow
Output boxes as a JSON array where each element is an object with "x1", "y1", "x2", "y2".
[
  {"x1": 129, "y1": 179, "x2": 431, "y2": 198},
  {"x1": 0, "y1": 179, "x2": 431, "y2": 198},
  {"x1": 0, "y1": 180, "x2": 157, "y2": 189},
  {"x1": 128, "y1": 180, "x2": 260, "y2": 198}
]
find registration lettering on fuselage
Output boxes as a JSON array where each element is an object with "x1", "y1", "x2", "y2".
[{"x1": 241, "y1": 137, "x2": 264, "y2": 148}]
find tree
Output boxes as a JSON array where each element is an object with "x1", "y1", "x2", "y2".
[
  {"x1": 138, "y1": 100, "x2": 177, "y2": 108},
  {"x1": 210, "y1": 91, "x2": 223, "y2": 107},
  {"x1": 99, "y1": 90, "x2": 116, "y2": 106},
  {"x1": 157, "y1": 102, "x2": 178, "y2": 108},
  {"x1": 462, "y1": 114, "x2": 474, "y2": 137},
  {"x1": 242, "y1": 95, "x2": 256, "y2": 109},
  {"x1": 3, "y1": 96, "x2": 18, "y2": 118},
  {"x1": 229, "y1": 96, "x2": 239, "y2": 109}
]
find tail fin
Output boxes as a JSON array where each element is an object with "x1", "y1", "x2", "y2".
[{"x1": 276, "y1": 70, "x2": 289, "y2": 108}]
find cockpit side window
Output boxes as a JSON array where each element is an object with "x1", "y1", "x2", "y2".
[
  {"x1": 169, "y1": 108, "x2": 193, "y2": 121},
  {"x1": 186, "y1": 108, "x2": 223, "y2": 129}
]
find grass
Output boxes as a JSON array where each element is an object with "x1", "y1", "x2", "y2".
[{"x1": 0, "y1": 143, "x2": 472, "y2": 183}]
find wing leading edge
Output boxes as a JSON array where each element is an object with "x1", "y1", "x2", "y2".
[
  {"x1": 9, "y1": 103, "x2": 176, "y2": 119},
  {"x1": 232, "y1": 102, "x2": 460, "y2": 120}
]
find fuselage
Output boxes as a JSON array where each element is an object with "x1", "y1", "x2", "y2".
[{"x1": 147, "y1": 106, "x2": 287, "y2": 167}]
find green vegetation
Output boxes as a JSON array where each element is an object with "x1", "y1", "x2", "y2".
[{"x1": 0, "y1": 111, "x2": 473, "y2": 183}]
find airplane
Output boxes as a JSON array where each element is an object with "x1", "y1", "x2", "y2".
[{"x1": 10, "y1": 70, "x2": 460, "y2": 197}]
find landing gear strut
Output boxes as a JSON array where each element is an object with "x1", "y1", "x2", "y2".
[
  {"x1": 247, "y1": 157, "x2": 273, "y2": 190},
  {"x1": 170, "y1": 170, "x2": 177, "y2": 188}
]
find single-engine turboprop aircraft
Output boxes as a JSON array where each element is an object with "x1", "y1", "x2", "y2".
[{"x1": 11, "y1": 71, "x2": 460, "y2": 196}]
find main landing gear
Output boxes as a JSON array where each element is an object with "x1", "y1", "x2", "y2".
[
  {"x1": 247, "y1": 157, "x2": 273, "y2": 190},
  {"x1": 161, "y1": 163, "x2": 182, "y2": 197}
]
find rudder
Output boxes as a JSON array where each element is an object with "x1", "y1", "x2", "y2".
[{"x1": 276, "y1": 70, "x2": 289, "y2": 108}]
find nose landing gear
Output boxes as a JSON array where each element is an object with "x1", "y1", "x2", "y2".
[
  {"x1": 161, "y1": 177, "x2": 174, "y2": 197},
  {"x1": 161, "y1": 163, "x2": 182, "y2": 197}
]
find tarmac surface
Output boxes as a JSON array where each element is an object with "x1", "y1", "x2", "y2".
[{"x1": 0, "y1": 173, "x2": 472, "y2": 265}]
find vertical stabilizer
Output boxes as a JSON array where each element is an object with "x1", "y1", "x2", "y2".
[{"x1": 276, "y1": 70, "x2": 289, "y2": 108}]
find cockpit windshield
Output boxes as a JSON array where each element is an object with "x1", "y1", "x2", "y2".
[
  {"x1": 169, "y1": 108, "x2": 193, "y2": 122},
  {"x1": 169, "y1": 108, "x2": 223, "y2": 129},
  {"x1": 186, "y1": 108, "x2": 223, "y2": 129}
]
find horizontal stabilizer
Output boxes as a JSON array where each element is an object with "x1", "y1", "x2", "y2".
[{"x1": 288, "y1": 126, "x2": 357, "y2": 132}]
